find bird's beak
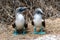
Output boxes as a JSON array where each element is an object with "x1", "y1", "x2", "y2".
[
  {"x1": 23, "y1": 7, "x2": 30, "y2": 11},
  {"x1": 24, "y1": 7, "x2": 30, "y2": 10},
  {"x1": 42, "y1": 13, "x2": 45, "y2": 16}
]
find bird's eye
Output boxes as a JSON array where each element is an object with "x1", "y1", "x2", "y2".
[
  {"x1": 19, "y1": 9, "x2": 23, "y2": 12},
  {"x1": 18, "y1": 8, "x2": 26, "y2": 12},
  {"x1": 37, "y1": 11, "x2": 42, "y2": 14}
]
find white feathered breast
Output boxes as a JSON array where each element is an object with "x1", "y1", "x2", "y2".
[
  {"x1": 33, "y1": 14, "x2": 43, "y2": 27},
  {"x1": 15, "y1": 13, "x2": 25, "y2": 29}
]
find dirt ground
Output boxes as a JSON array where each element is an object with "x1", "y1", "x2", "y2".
[{"x1": 0, "y1": 18, "x2": 60, "y2": 40}]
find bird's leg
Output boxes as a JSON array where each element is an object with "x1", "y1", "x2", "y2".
[
  {"x1": 32, "y1": 26, "x2": 38, "y2": 34},
  {"x1": 22, "y1": 27, "x2": 26, "y2": 34},
  {"x1": 38, "y1": 26, "x2": 46, "y2": 34},
  {"x1": 13, "y1": 27, "x2": 19, "y2": 35},
  {"x1": 34, "y1": 26, "x2": 36, "y2": 32}
]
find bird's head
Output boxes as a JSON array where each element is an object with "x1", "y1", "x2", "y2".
[
  {"x1": 35, "y1": 8, "x2": 43, "y2": 15},
  {"x1": 16, "y1": 7, "x2": 29, "y2": 13}
]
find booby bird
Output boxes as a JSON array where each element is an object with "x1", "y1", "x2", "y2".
[
  {"x1": 32, "y1": 8, "x2": 46, "y2": 34},
  {"x1": 12, "y1": 7, "x2": 28, "y2": 35}
]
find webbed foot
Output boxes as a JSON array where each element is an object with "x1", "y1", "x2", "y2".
[
  {"x1": 38, "y1": 28, "x2": 46, "y2": 34},
  {"x1": 13, "y1": 30, "x2": 19, "y2": 35},
  {"x1": 38, "y1": 31, "x2": 46, "y2": 35},
  {"x1": 32, "y1": 31, "x2": 38, "y2": 34}
]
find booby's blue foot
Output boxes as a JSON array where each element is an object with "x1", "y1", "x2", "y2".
[
  {"x1": 13, "y1": 30, "x2": 19, "y2": 35},
  {"x1": 38, "y1": 31, "x2": 46, "y2": 35},
  {"x1": 38, "y1": 28, "x2": 46, "y2": 35},
  {"x1": 32, "y1": 31, "x2": 38, "y2": 34}
]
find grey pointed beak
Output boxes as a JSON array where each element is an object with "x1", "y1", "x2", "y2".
[{"x1": 23, "y1": 7, "x2": 30, "y2": 11}]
